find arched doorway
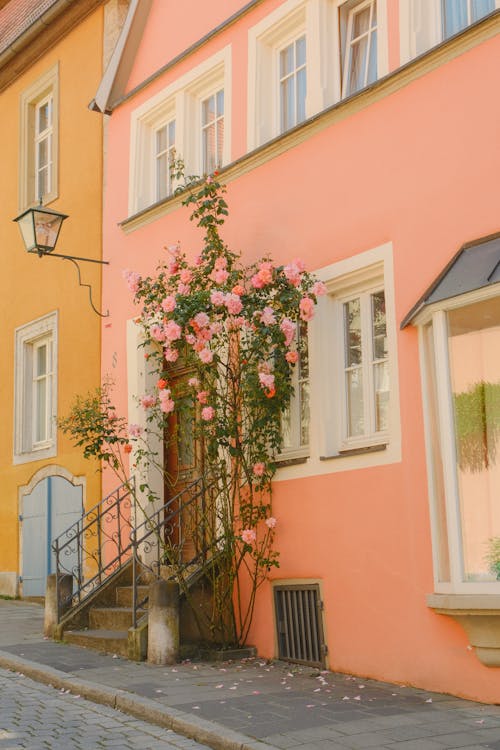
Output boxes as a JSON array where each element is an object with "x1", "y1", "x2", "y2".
[{"x1": 20, "y1": 470, "x2": 84, "y2": 597}]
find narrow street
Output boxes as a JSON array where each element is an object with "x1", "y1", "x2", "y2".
[{"x1": 0, "y1": 668, "x2": 208, "y2": 750}]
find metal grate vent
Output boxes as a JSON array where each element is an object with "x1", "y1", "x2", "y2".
[{"x1": 274, "y1": 584, "x2": 327, "y2": 668}]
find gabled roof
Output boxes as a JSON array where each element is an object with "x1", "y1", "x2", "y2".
[
  {"x1": 0, "y1": 0, "x2": 59, "y2": 55},
  {"x1": 401, "y1": 233, "x2": 500, "y2": 328},
  {"x1": 90, "y1": 0, "x2": 152, "y2": 114}
]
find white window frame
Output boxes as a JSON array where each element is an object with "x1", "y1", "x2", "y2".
[
  {"x1": 201, "y1": 87, "x2": 225, "y2": 174},
  {"x1": 338, "y1": 283, "x2": 389, "y2": 449},
  {"x1": 340, "y1": 0, "x2": 379, "y2": 97},
  {"x1": 34, "y1": 94, "x2": 54, "y2": 202},
  {"x1": 399, "y1": 0, "x2": 500, "y2": 65},
  {"x1": 154, "y1": 117, "x2": 176, "y2": 203},
  {"x1": 247, "y1": 0, "x2": 388, "y2": 150},
  {"x1": 129, "y1": 47, "x2": 231, "y2": 215},
  {"x1": 275, "y1": 242, "x2": 401, "y2": 483},
  {"x1": 19, "y1": 64, "x2": 59, "y2": 210},
  {"x1": 14, "y1": 312, "x2": 58, "y2": 465},
  {"x1": 415, "y1": 284, "x2": 500, "y2": 595},
  {"x1": 278, "y1": 32, "x2": 307, "y2": 133}
]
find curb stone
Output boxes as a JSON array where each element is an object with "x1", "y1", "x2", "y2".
[{"x1": 0, "y1": 649, "x2": 276, "y2": 750}]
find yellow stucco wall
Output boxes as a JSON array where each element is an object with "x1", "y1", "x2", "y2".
[{"x1": 0, "y1": 7, "x2": 105, "y2": 593}]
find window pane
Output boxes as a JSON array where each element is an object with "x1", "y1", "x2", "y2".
[
  {"x1": 442, "y1": 0, "x2": 468, "y2": 37},
  {"x1": 203, "y1": 123, "x2": 216, "y2": 174},
  {"x1": 156, "y1": 153, "x2": 168, "y2": 200},
  {"x1": 298, "y1": 321, "x2": 309, "y2": 379},
  {"x1": 367, "y1": 29, "x2": 377, "y2": 85},
  {"x1": 37, "y1": 167, "x2": 49, "y2": 201},
  {"x1": 35, "y1": 378, "x2": 47, "y2": 443},
  {"x1": 347, "y1": 369, "x2": 364, "y2": 436},
  {"x1": 156, "y1": 125, "x2": 167, "y2": 154},
  {"x1": 344, "y1": 298, "x2": 362, "y2": 366},
  {"x1": 38, "y1": 138, "x2": 49, "y2": 168},
  {"x1": 202, "y1": 95, "x2": 215, "y2": 125},
  {"x1": 348, "y1": 37, "x2": 368, "y2": 94},
  {"x1": 295, "y1": 35, "x2": 306, "y2": 67},
  {"x1": 216, "y1": 89, "x2": 224, "y2": 116},
  {"x1": 168, "y1": 120, "x2": 176, "y2": 143},
  {"x1": 280, "y1": 75, "x2": 295, "y2": 132},
  {"x1": 36, "y1": 344, "x2": 47, "y2": 376},
  {"x1": 352, "y1": 6, "x2": 371, "y2": 37},
  {"x1": 374, "y1": 361, "x2": 389, "y2": 431},
  {"x1": 296, "y1": 67, "x2": 307, "y2": 124},
  {"x1": 38, "y1": 101, "x2": 50, "y2": 133},
  {"x1": 472, "y1": 0, "x2": 495, "y2": 21},
  {"x1": 216, "y1": 118, "x2": 224, "y2": 168},
  {"x1": 280, "y1": 42, "x2": 294, "y2": 77},
  {"x1": 424, "y1": 323, "x2": 451, "y2": 582},
  {"x1": 448, "y1": 297, "x2": 500, "y2": 582},
  {"x1": 371, "y1": 291, "x2": 387, "y2": 359}
]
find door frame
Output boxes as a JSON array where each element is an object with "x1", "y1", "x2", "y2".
[{"x1": 18, "y1": 465, "x2": 86, "y2": 598}]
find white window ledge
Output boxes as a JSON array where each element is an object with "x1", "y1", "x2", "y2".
[{"x1": 427, "y1": 593, "x2": 500, "y2": 667}]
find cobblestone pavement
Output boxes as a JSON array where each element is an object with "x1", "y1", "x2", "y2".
[
  {"x1": 2, "y1": 601, "x2": 500, "y2": 749},
  {"x1": 0, "y1": 668, "x2": 209, "y2": 750}
]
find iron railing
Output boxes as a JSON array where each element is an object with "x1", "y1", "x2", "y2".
[
  {"x1": 53, "y1": 474, "x2": 219, "y2": 629},
  {"x1": 130, "y1": 475, "x2": 219, "y2": 628},
  {"x1": 53, "y1": 478, "x2": 136, "y2": 619}
]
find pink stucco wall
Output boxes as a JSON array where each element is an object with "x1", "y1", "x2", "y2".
[{"x1": 101, "y1": 0, "x2": 500, "y2": 703}]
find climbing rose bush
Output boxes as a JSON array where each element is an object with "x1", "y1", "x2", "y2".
[{"x1": 62, "y1": 169, "x2": 325, "y2": 647}]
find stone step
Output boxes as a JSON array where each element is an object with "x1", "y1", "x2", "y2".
[
  {"x1": 115, "y1": 585, "x2": 149, "y2": 607},
  {"x1": 89, "y1": 606, "x2": 146, "y2": 631},
  {"x1": 64, "y1": 629, "x2": 129, "y2": 657}
]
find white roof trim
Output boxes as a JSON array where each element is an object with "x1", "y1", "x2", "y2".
[{"x1": 91, "y1": 0, "x2": 152, "y2": 114}]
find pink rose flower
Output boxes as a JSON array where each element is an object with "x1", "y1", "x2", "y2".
[
  {"x1": 177, "y1": 283, "x2": 191, "y2": 295},
  {"x1": 259, "y1": 372, "x2": 275, "y2": 391},
  {"x1": 197, "y1": 391, "x2": 209, "y2": 404},
  {"x1": 199, "y1": 348, "x2": 213, "y2": 364},
  {"x1": 140, "y1": 395, "x2": 156, "y2": 409},
  {"x1": 194, "y1": 254, "x2": 203, "y2": 266},
  {"x1": 251, "y1": 273, "x2": 265, "y2": 289},
  {"x1": 168, "y1": 261, "x2": 179, "y2": 275},
  {"x1": 159, "y1": 397, "x2": 175, "y2": 414},
  {"x1": 123, "y1": 269, "x2": 141, "y2": 293},
  {"x1": 286, "y1": 351, "x2": 299, "y2": 364},
  {"x1": 210, "y1": 290, "x2": 225, "y2": 306},
  {"x1": 194, "y1": 312, "x2": 210, "y2": 328},
  {"x1": 161, "y1": 295, "x2": 176, "y2": 312},
  {"x1": 201, "y1": 406, "x2": 215, "y2": 421},
  {"x1": 150, "y1": 324, "x2": 166, "y2": 342},
  {"x1": 253, "y1": 462, "x2": 265, "y2": 477},
  {"x1": 213, "y1": 268, "x2": 229, "y2": 284},
  {"x1": 241, "y1": 528, "x2": 256, "y2": 544},
  {"x1": 232, "y1": 284, "x2": 245, "y2": 296},
  {"x1": 166, "y1": 243, "x2": 180, "y2": 257},
  {"x1": 128, "y1": 424, "x2": 143, "y2": 437},
  {"x1": 312, "y1": 281, "x2": 327, "y2": 297},
  {"x1": 164, "y1": 320, "x2": 182, "y2": 341},
  {"x1": 225, "y1": 294, "x2": 243, "y2": 315},
  {"x1": 280, "y1": 318, "x2": 296, "y2": 347},
  {"x1": 180, "y1": 269, "x2": 192, "y2": 284},
  {"x1": 260, "y1": 307, "x2": 276, "y2": 326},
  {"x1": 299, "y1": 297, "x2": 315, "y2": 322},
  {"x1": 188, "y1": 377, "x2": 200, "y2": 388},
  {"x1": 210, "y1": 321, "x2": 223, "y2": 335},
  {"x1": 185, "y1": 334, "x2": 196, "y2": 345},
  {"x1": 164, "y1": 347, "x2": 179, "y2": 362},
  {"x1": 265, "y1": 517, "x2": 277, "y2": 529}
]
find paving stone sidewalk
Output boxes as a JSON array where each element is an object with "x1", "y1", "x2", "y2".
[{"x1": 1, "y1": 600, "x2": 500, "y2": 750}]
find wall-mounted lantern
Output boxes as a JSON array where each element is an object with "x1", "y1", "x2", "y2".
[{"x1": 14, "y1": 203, "x2": 109, "y2": 317}]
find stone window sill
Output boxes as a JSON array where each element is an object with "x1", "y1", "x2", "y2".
[{"x1": 427, "y1": 593, "x2": 500, "y2": 667}]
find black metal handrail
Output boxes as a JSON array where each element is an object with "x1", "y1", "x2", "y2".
[
  {"x1": 130, "y1": 475, "x2": 222, "y2": 628},
  {"x1": 53, "y1": 478, "x2": 136, "y2": 619}
]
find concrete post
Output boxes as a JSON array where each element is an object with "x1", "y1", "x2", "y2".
[
  {"x1": 44, "y1": 573, "x2": 73, "y2": 638},
  {"x1": 147, "y1": 579, "x2": 179, "y2": 665}
]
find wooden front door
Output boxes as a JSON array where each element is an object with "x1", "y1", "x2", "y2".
[{"x1": 164, "y1": 369, "x2": 203, "y2": 563}]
